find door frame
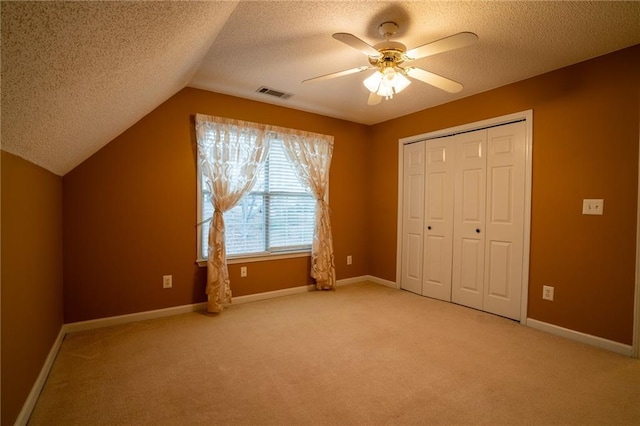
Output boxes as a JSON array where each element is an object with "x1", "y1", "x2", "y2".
[
  {"x1": 634, "y1": 102, "x2": 640, "y2": 358},
  {"x1": 396, "y1": 110, "x2": 534, "y2": 325}
]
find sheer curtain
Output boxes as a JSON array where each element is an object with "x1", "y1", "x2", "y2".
[
  {"x1": 281, "y1": 130, "x2": 336, "y2": 290},
  {"x1": 195, "y1": 114, "x2": 268, "y2": 313}
]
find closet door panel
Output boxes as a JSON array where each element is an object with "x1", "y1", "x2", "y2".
[
  {"x1": 451, "y1": 132, "x2": 487, "y2": 310},
  {"x1": 460, "y1": 238, "x2": 482, "y2": 291},
  {"x1": 401, "y1": 142, "x2": 425, "y2": 295},
  {"x1": 424, "y1": 235, "x2": 445, "y2": 285},
  {"x1": 483, "y1": 122, "x2": 526, "y2": 320},
  {"x1": 486, "y1": 240, "x2": 511, "y2": 297},
  {"x1": 422, "y1": 140, "x2": 454, "y2": 301}
]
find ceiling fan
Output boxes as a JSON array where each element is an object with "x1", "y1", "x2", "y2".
[{"x1": 303, "y1": 22, "x2": 478, "y2": 105}]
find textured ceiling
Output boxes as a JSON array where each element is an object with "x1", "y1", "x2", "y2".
[
  {"x1": 192, "y1": 1, "x2": 640, "y2": 125},
  {"x1": 2, "y1": 1, "x2": 639, "y2": 176},
  {"x1": 1, "y1": 1, "x2": 238, "y2": 175}
]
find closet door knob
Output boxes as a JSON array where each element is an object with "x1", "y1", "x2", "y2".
[
  {"x1": 476, "y1": 228, "x2": 481, "y2": 233},
  {"x1": 427, "y1": 226, "x2": 432, "y2": 230}
]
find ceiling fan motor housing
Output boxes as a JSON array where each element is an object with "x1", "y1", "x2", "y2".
[
  {"x1": 369, "y1": 42, "x2": 407, "y2": 70},
  {"x1": 371, "y1": 22, "x2": 407, "y2": 71}
]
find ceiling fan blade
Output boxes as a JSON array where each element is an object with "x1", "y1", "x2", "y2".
[
  {"x1": 404, "y1": 32, "x2": 478, "y2": 61},
  {"x1": 406, "y1": 67, "x2": 463, "y2": 93},
  {"x1": 333, "y1": 33, "x2": 383, "y2": 58},
  {"x1": 302, "y1": 66, "x2": 371, "y2": 83},
  {"x1": 367, "y1": 91, "x2": 382, "y2": 106}
]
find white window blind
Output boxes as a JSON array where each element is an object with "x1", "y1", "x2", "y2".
[{"x1": 200, "y1": 139, "x2": 315, "y2": 259}]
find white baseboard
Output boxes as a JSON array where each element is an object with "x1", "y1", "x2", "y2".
[
  {"x1": 336, "y1": 276, "x2": 367, "y2": 286},
  {"x1": 336, "y1": 275, "x2": 397, "y2": 288},
  {"x1": 234, "y1": 275, "x2": 397, "y2": 303},
  {"x1": 15, "y1": 328, "x2": 66, "y2": 426},
  {"x1": 64, "y1": 302, "x2": 208, "y2": 334},
  {"x1": 232, "y1": 284, "x2": 316, "y2": 304},
  {"x1": 527, "y1": 318, "x2": 633, "y2": 357},
  {"x1": 365, "y1": 275, "x2": 398, "y2": 289}
]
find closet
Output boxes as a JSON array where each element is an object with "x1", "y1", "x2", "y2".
[{"x1": 400, "y1": 119, "x2": 527, "y2": 321}]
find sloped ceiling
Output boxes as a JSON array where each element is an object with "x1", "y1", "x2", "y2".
[
  {"x1": 1, "y1": 1, "x2": 238, "y2": 176},
  {"x1": 2, "y1": 1, "x2": 639, "y2": 176}
]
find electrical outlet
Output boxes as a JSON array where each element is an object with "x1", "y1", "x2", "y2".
[
  {"x1": 163, "y1": 275, "x2": 172, "y2": 289},
  {"x1": 582, "y1": 199, "x2": 604, "y2": 215},
  {"x1": 347, "y1": 255, "x2": 352, "y2": 265},
  {"x1": 240, "y1": 266, "x2": 247, "y2": 278},
  {"x1": 542, "y1": 285, "x2": 554, "y2": 301}
]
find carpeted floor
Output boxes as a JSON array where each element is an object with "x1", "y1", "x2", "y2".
[{"x1": 29, "y1": 282, "x2": 640, "y2": 425}]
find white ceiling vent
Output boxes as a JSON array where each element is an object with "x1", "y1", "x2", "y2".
[{"x1": 256, "y1": 86, "x2": 293, "y2": 100}]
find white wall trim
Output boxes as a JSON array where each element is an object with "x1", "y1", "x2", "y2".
[
  {"x1": 336, "y1": 276, "x2": 367, "y2": 286},
  {"x1": 396, "y1": 135, "x2": 405, "y2": 290},
  {"x1": 15, "y1": 328, "x2": 66, "y2": 426},
  {"x1": 527, "y1": 318, "x2": 633, "y2": 357},
  {"x1": 231, "y1": 284, "x2": 316, "y2": 304},
  {"x1": 232, "y1": 276, "x2": 392, "y2": 304},
  {"x1": 364, "y1": 275, "x2": 398, "y2": 288},
  {"x1": 64, "y1": 302, "x2": 209, "y2": 334},
  {"x1": 520, "y1": 111, "x2": 534, "y2": 326},
  {"x1": 634, "y1": 99, "x2": 640, "y2": 359},
  {"x1": 398, "y1": 111, "x2": 533, "y2": 145},
  {"x1": 337, "y1": 275, "x2": 397, "y2": 288}
]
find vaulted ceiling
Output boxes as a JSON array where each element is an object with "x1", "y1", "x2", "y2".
[{"x1": 2, "y1": 1, "x2": 639, "y2": 176}]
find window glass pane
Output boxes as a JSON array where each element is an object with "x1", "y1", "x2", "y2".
[
  {"x1": 268, "y1": 142, "x2": 308, "y2": 193},
  {"x1": 224, "y1": 194, "x2": 266, "y2": 256},
  {"x1": 201, "y1": 192, "x2": 267, "y2": 258},
  {"x1": 268, "y1": 194, "x2": 315, "y2": 251}
]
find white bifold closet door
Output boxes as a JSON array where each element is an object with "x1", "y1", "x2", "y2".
[
  {"x1": 401, "y1": 121, "x2": 526, "y2": 320},
  {"x1": 400, "y1": 142, "x2": 426, "y2": 295},
  {"x1": 451, "y1": 130, "x2": 487, "y2": 310},
  {"x1": 481, "y1": 122, "x2": 526, "y2": 320},
  {"x1": 422, "y1": 139, "x2": 455, "y2": 301}
]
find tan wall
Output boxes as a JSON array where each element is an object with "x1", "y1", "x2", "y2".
[
  {"x1": 1, "y1": 151, "x2": 64, "y2": 425},
  {"x1": 369, "y1": 45, "x2": 640, "y2": 345},
  {"x1": 63, "y1": 88, "x2": 370, "y2": 323}
]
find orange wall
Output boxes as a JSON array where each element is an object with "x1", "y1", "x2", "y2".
[
  {"x1": 1, "y1": 151, "x2": 64, "y2": 425},
  {"x1": 63, "y1": 89, "x2": 370, "y2": 323},
  {"x1": 369, "y1": 45, "x2": 640, "y2": 344}
]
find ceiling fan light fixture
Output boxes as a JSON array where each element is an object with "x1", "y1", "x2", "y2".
[
  {"x1": 377, "y1": 82, "x2": 394, "y2": 99},
  {"x1": 380, "y1": 67, "x2": 397, "y2": 89},
  {"x1": 363, "y1": 67, "x2": 411, "y2": 100},
  {"x1": 363, "y1": 71, "x2": 382, "y2": 92},
  {"x1": 385, "y1": 70, "x2": 411, "y2": 94}
]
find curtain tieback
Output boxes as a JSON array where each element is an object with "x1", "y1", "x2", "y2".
[{"x1": 196, "y1": 216, "x2": 212, "y2": 227}]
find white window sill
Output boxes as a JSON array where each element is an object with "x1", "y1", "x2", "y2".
[{"x1": 196, "y1": 250, "x2": 311, "y2": 267}]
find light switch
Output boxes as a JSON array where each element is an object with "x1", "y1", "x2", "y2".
[{"x1": 582, "y1": 199, "x2": 604, "y2": 215}]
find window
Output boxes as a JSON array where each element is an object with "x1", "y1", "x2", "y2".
[{"x1": 199, "y1": 139, "x2": 316, "y2": 260}]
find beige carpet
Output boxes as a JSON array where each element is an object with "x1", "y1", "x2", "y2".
[{"x1": 29, "y1": 282, "x2": 640, "y2": 425}]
